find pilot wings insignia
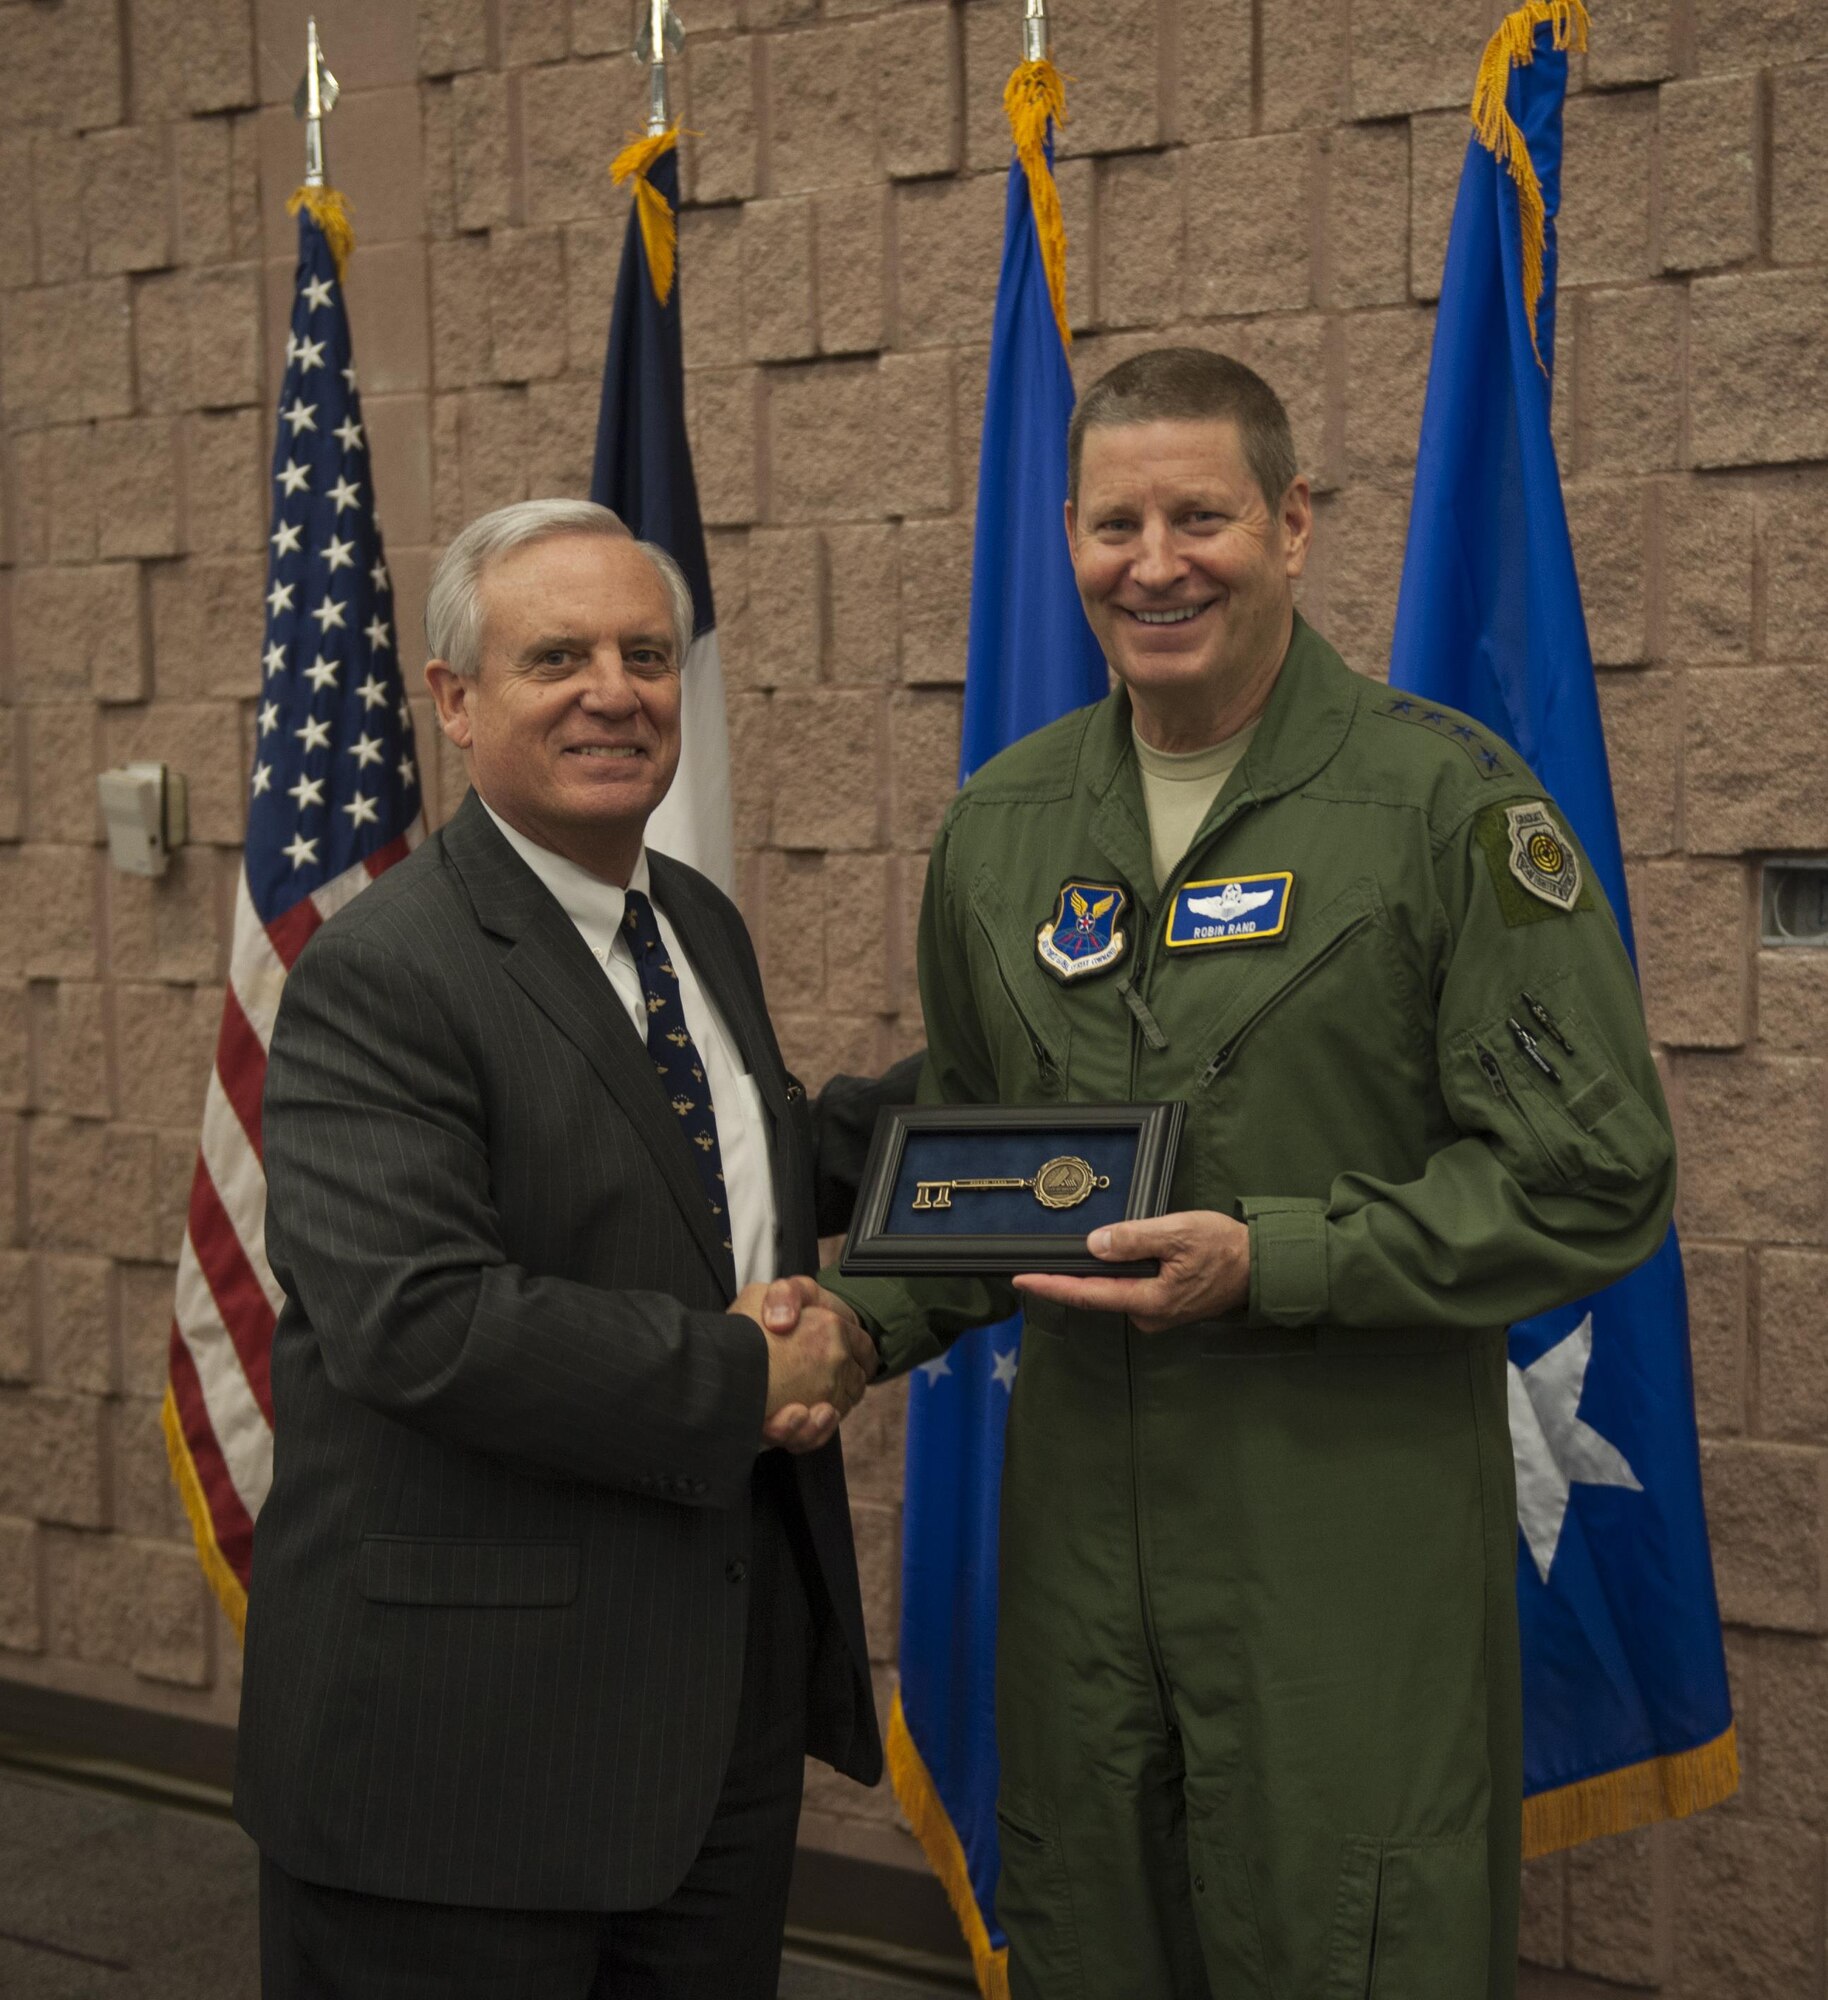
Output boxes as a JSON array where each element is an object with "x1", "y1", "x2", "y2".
[
  {"x1": 1186, "y1": 884, "x2": 1275, "y2": 921},
  {"x1": 1037, "y1": 880, "x2": 1130, "y2": 982}
]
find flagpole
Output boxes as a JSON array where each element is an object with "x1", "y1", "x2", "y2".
[
  {"x1": 637, "y1": 0, "x2": 679, "y2": 134},
  {"x1": 1021, "y1": 0, "x2": 1046, "y2": 63},
  {"x1": 294, "y1": 16, "x2": 340, "y2": 186}
]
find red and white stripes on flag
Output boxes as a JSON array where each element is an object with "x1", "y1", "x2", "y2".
[
  {"x1": 163, "y1": 841, "x2": 415, "y2": 1628},
  {"x1": 164, "y1": 194, "x2": 424, "y2": 1632}
]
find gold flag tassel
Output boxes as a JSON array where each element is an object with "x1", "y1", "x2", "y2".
[
  {"x1": 1469, "y1": 0, "x2": 1590, "y2": 370},
  {"x1": 286, "y1": 182, "x2": 356, "y2": 281},
  {"x1": 611, "y1": 122, "x2": 684, "y2": 307},
  {"x1": 1003, "y1": 57, "x2": 1073, "y2": 352},
  {"x1": 160, "y1": 1385, "x2": 250, "y2": 1639},
  {"x1": 885, "y1": 1694, "x2": 1012, "y2": 2000},
  {"x1": 1522, "y1": 1723, "x2": 1741, "y2": 1858}
]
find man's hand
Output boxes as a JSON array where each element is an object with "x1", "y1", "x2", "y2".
[
  {"x1": 728, "y1": 1275, "x2": 879, "y2": 1452},
  {"x1": 1011, "y1": 1211, "x2": 1251, "y2": 1333}
]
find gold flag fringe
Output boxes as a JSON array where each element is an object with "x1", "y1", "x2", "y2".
[
  {"x1": 611, "y1": 123, "x2": 683, "y2": 308},
  {"x1": 1468, "y1": 0, "x2": 1589, "y2": 371},
  {"x1": 286, "y1": 184, "x2": 356, "y2": 281},
  {"x1": 1003, "y1": 58, "x2": 1072, "y2": 352},
  {"x1": 1523, "y1": 1724, "x2": 1740, "y2": 1858},
  {"x1": 160, "y1": 1384, "x2": 249, "y2": 1641},
  {"x1": 886, "y1": 1695, "x2": 1011, "y2": 2000}
]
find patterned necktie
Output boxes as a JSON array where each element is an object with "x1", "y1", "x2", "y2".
[{"x1": 620, "y1": 887, "x2": 731, "y2": 1255}]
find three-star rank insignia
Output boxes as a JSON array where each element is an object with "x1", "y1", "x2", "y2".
[
  {"x1": 1505, "y1": 801, "x2": 1582, "y2": 909},
  {"x1": 1035, "y1": 880, "x2": 1130, "y2": 982}
]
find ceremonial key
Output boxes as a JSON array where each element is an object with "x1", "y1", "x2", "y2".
[{"x1": 911, "y1": 1155, "x2": 1111, "y2": 1212}]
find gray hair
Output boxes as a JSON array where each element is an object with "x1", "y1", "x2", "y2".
[{"x1": 425, "y1": 498, "x2": 697, "y2": 678}]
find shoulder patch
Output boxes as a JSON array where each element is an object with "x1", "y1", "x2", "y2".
[
  {"x1": 1373, "y1": 694, "x2": 1509, "y2": 778},
  {"x1": 1473, "y1": 800, "x2": 1593, "y2": 925}
]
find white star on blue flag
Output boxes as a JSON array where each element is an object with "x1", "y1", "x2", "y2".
[{"x1": 247, "y1": 216, "x2": 420, "y2": 922}]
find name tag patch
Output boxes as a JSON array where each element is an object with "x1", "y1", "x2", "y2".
[
  {"x1": 1164, "y1": 872, "x2": 1294, "y2": 949},
  {"x1": 1036, "y1": 880, "x2": 1130, "y2": 982}
]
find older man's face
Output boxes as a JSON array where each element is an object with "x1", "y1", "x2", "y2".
[
  {"x1": 430, "y1": 532, "x2": 682, "y2": 877},
  {"x1": 1066, "y1": 417, "x2": 1310, "y2": 735}
]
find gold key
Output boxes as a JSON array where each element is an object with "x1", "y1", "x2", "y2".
[{"x1": 911, "y1": 1155, "x2": 1110, "y2": 1212}]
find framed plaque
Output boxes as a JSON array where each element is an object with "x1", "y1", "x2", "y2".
[{"x1": 839, "y1": 1102, "x2": 1185, "y2": 1277}]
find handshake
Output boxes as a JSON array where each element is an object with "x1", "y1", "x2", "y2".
[{"x1": 729, "y1": 1275, "x2": 879, "y2": 1455}]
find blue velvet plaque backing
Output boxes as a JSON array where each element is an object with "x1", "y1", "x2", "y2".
[{"x1": 888, "y1": 1126, "x2": 1134, "y2": 1237}]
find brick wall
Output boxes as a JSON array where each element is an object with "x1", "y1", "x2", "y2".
[{"x1": 0, "y1": 0, "x2": 1824, "y2": 1983}]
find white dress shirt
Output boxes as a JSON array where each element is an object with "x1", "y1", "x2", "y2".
[{"x1": 481, "y1": 803, "x2": 780, "y2": 1290}]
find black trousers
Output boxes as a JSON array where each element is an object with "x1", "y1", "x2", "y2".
[{"x1": 261, "y1": 1462, "x2": 815, "y2": 2000}]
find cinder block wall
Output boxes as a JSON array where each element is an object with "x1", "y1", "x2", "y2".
[{"x1": 1, "y1": 0, "x2": 1825, "y2": 1985}]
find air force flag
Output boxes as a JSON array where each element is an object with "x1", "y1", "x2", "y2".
[
  {"x1": 1389, "y1": 0, "x2": 1736, "y2": 1852},
  {"x1": 886, "y1": 59, "x2": 1110, "y2": 2000}
]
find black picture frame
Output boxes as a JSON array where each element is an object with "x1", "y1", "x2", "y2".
[{"x1": 838, "y1": 1102, "x2": 1185, "y2": 1277}]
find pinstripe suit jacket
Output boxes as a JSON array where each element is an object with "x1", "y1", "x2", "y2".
[{"x1": 234, "y1": 791, "x2": 885, "y2": 1912}]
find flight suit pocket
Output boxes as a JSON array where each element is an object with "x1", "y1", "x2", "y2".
[
  {"x1": 1190, "y1": 879, "x2": 1383, "y2": 1088},
  {"x1": 1325, "y1": 1832, "x2": 1490, "y2": 2000},
  {"x1": 1185, "y1": 1829, "x2": 1274, "y2": 1997},
  {"x1": 995, "y1": 1787, "x2": 1086, "y2": 2000},
  {"x1": 969, "y1": 867, "x2": 1072, "y2": 1099},
  {"x1": 1460, "y1": 969, "x2": 1670, "y2": 1197}
]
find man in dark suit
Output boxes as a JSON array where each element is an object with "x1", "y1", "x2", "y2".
[{"x1": 237, "y1": 498, "x2": 898, "y2": 1998}]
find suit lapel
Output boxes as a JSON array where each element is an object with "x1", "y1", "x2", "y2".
[{"x1": 444, "y1": 796, "x2": 738, "y2": 1296}]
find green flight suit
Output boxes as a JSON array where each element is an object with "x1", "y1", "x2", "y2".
[{"x1": 829, "y1": 619, "x2": 1676, "y2": 2000}]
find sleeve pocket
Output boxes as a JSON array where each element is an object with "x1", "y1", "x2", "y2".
[
  {"x1": 1457, "y1": 978, "x2": 1671, "y2": 1198},
  {"x1": 358, "y1": 1536, "x2": 580, "y2": 1607}
]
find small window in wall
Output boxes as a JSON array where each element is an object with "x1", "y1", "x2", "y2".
[{"x1": 1761, "y1": 858, "x2": 1828, "y2": 948}]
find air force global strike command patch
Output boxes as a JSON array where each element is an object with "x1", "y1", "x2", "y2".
[
  {"x1": 1473, "y1": 800, "x2": 1594, "y2": 926},
  {"x1": 1505, "y1": 801, "x2": 1582, "y2": 909},
  {"x1": 1164, "y1": 872, "x2": 1294, "y2": 950},
  {"x1": 1036, "y1": 881, "x2": 1130, "y2": 982}
]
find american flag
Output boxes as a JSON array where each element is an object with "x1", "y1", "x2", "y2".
[{"x1": 163, "y1": 202, "x2": 423, "y2": 1629}]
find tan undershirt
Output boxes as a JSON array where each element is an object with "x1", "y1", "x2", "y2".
[{"x1": 1133, "y1": 718, "x2": 1260, "y2": 893}]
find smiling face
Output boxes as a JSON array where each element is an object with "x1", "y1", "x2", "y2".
[
  {"x1": 425, "y1": 531, "x2": 682, "y2": 883},
  {"x1": 1065, "y1": 416, "x2": 1312, "y2": 751}
]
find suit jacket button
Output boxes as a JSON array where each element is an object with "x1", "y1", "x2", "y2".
[{"x1": 725, "y1": 1559, "x2": 747, "y2": 1584}]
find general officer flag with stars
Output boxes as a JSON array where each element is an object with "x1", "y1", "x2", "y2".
[
  {"x1": 885, "y1": 59, "x2": 1108, "y2": 2000},
  {"x1": 1389, "y1": 0, "x2": 1737, "y2": 1851},
  {"x1": 165, "y1": 190, "x2": 424, "y2": 1630},
  {"x1": 591, "y1": 130, "x2": 734, "y2": 895}
]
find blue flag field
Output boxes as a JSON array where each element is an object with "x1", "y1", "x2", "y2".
[
  {"x1": 591, "y1": 131, "x2": 734, "y2": 894},
  {"x1": 884, "y1": 61, "x2": 1107, "y2": 2000},
  {"x1": 1388, "y1": 0, "x2": 1737, "y2": 1852}
]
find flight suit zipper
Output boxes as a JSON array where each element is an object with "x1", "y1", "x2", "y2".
[
  {"x1": 1120, "y1": 930, "x2": 1181, "y2": 1753},
  {"x1": 973, "y1": 912, "x2": 1063, "y2": 1084},
  {"x1": 1477, "y1": 1043, "x2": 1509, "y2": 1099},
  {"x1": 1198, "y1": 910, "x2": 1375, "y2": 1086}
]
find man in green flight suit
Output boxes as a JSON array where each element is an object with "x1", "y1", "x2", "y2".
[{"x1": 826, "y1": 348, "x2": 1676, "y2": 2000}]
